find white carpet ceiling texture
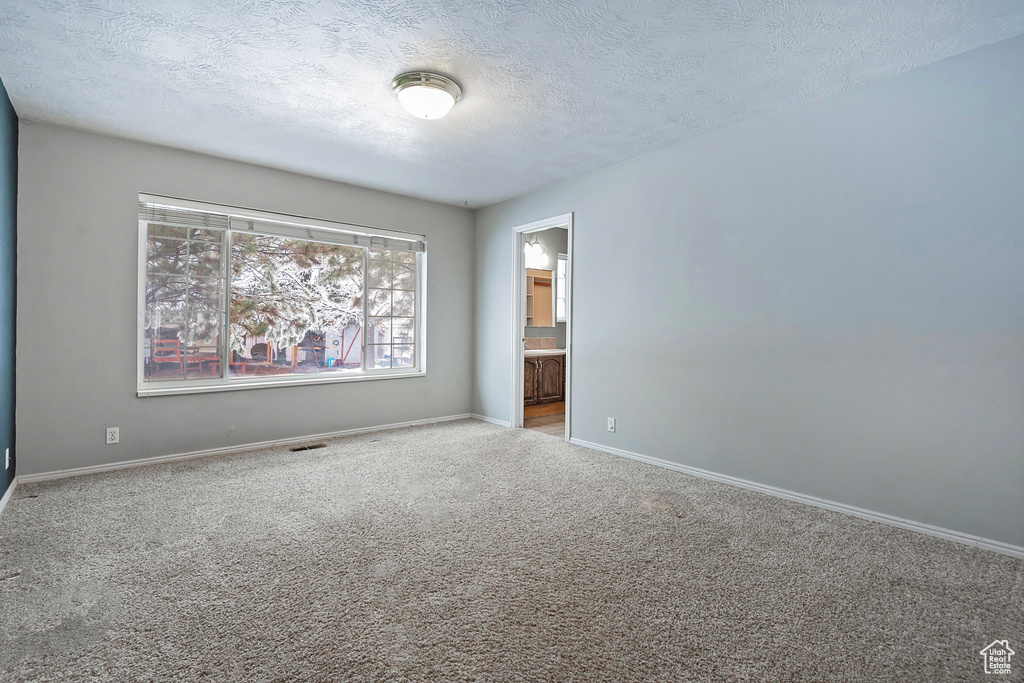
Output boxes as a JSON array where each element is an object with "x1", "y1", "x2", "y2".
[{"x1": 0, "y1": 420, "x2": 1021, "y2": 681}]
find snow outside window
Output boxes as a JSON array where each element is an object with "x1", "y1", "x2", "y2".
[
  {"x1": 138, "y1": 197, "x2": 425, "y2": 395},
  {"x1": 367, "y1": 249, "x2": 417, "y2": 370}
]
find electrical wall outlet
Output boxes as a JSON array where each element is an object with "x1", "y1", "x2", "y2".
[
  {"x1": 607, "y1": 417, "x2": 615, "y2": 433},
  {"x1": 106, "y1": 427, "x2": 119, "y2": 445}
]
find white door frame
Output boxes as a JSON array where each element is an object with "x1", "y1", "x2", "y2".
[{"x1": 510, "y1": 213, "x2": 573, "y2": 440}]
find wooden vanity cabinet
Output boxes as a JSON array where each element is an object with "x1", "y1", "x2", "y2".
[
  {"x1": 524, "y1": 357, "x2": 539, "y2": 405},
  {"x1": 524, "y1": 354, "x2": 564, "y2": 405}
]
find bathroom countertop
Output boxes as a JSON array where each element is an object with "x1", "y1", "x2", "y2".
[{"x1": 524, "y1": 348, "x2": 566, "y2": 357}]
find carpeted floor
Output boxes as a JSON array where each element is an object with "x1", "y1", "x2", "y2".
[{"x1": 0, "y1": 419, "x2": 1020, "y2": 681}]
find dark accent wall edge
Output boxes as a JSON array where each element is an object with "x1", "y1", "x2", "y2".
[{"x1": 0, "y1": 76, "x2": 17, "y2": 499}]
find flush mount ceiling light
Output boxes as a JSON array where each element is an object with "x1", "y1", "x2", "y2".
[{"x1": 391, "y1": 71, "x2": 462, "y2": 119}]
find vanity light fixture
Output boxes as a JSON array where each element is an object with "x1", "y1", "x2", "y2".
[
  {"x1": 391, "y1": 71, "x2": 462, "y2": 119},
  {"x1": 524, "y1": 234, "x2": 549, "y2": 269}
]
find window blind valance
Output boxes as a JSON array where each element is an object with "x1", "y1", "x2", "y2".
[
  {"x1": 138, "y1": 200, "x2": 426, "y2": 253},
  {"x1": 138, "y1": 203, "x2": 230, "y2": 230},
  {"x1": 227, "y1": 216, "x2": 425, "y2": 253}
]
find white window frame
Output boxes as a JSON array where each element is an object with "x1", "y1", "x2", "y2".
[
  {"x1": 136, "y1": 194, "x2": 427, "y2": 397},
  {"x1": 555, "y1": 253, "x2": 567, "y2": 323}
]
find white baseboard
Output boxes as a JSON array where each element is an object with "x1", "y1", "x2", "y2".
[
  {"x1": 18, "y1": 414, "x2": 475, "y2": 484},
  {"x1": 471, "y1": 413, "x2": 512, "y2": 428},
  {"x1": 569, "y1": 437, "x2": 1024, "y2": 560},
  {"x1": 0, "y1": 477, "x2": 15, "y2": 519}
]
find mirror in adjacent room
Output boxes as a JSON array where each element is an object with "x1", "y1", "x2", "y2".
[{"x1": 526, "y1": 269, "x2": 554, "y2": 327}]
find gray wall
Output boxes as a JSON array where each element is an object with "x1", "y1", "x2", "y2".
[
  {"x1": 473, "y1": 36, "x2": 1024, "y2": 547},
  {"x1": 17, "y1": 122, "x2": 474, "y2": 476},
  {"x1": 524, "y1": 227, "x2": 568, "y2": 348}
]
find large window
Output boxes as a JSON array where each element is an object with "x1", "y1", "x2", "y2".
[{"x1": 138, "y1": 196, "x2": 425, "y2": 395}]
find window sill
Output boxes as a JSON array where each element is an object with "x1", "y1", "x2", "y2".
[{"x1": 137, "y1": 370, "x2": 425, "y2": 397}]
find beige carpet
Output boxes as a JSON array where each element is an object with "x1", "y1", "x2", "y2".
[{"x1": 0, "y1": 419, "x2": 1020, "y2": 681}]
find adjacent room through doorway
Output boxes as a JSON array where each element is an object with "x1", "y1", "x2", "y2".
[{"x1": 518, "y1": 225, "x2": 569, "y2": 438}]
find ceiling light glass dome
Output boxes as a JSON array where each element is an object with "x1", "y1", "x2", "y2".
[{"x1": 391, "y1": 71, "x2": 463, "y2": 119}]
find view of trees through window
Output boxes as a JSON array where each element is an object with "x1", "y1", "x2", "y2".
[
  {"x1": 145, "y1": 224, "x2": 226, "y2": 381},
  {"x1": 367, "y1": 248, "x2": 417, "y2": 370},
  {"x1": 143, "y1": 222, "x2": 418, "y2": 383},
  {"x1": 228, "y1": 233, "x2": 364, "y2": 378}
]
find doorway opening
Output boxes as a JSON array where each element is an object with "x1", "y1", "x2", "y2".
[{"x1": 510, "y1": 214, "x2": 573, "y2": 440}]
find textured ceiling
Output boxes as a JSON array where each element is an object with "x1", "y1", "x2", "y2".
[{"x1": 1, "y1": 1, "x2": 1023, "y2": 207}]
